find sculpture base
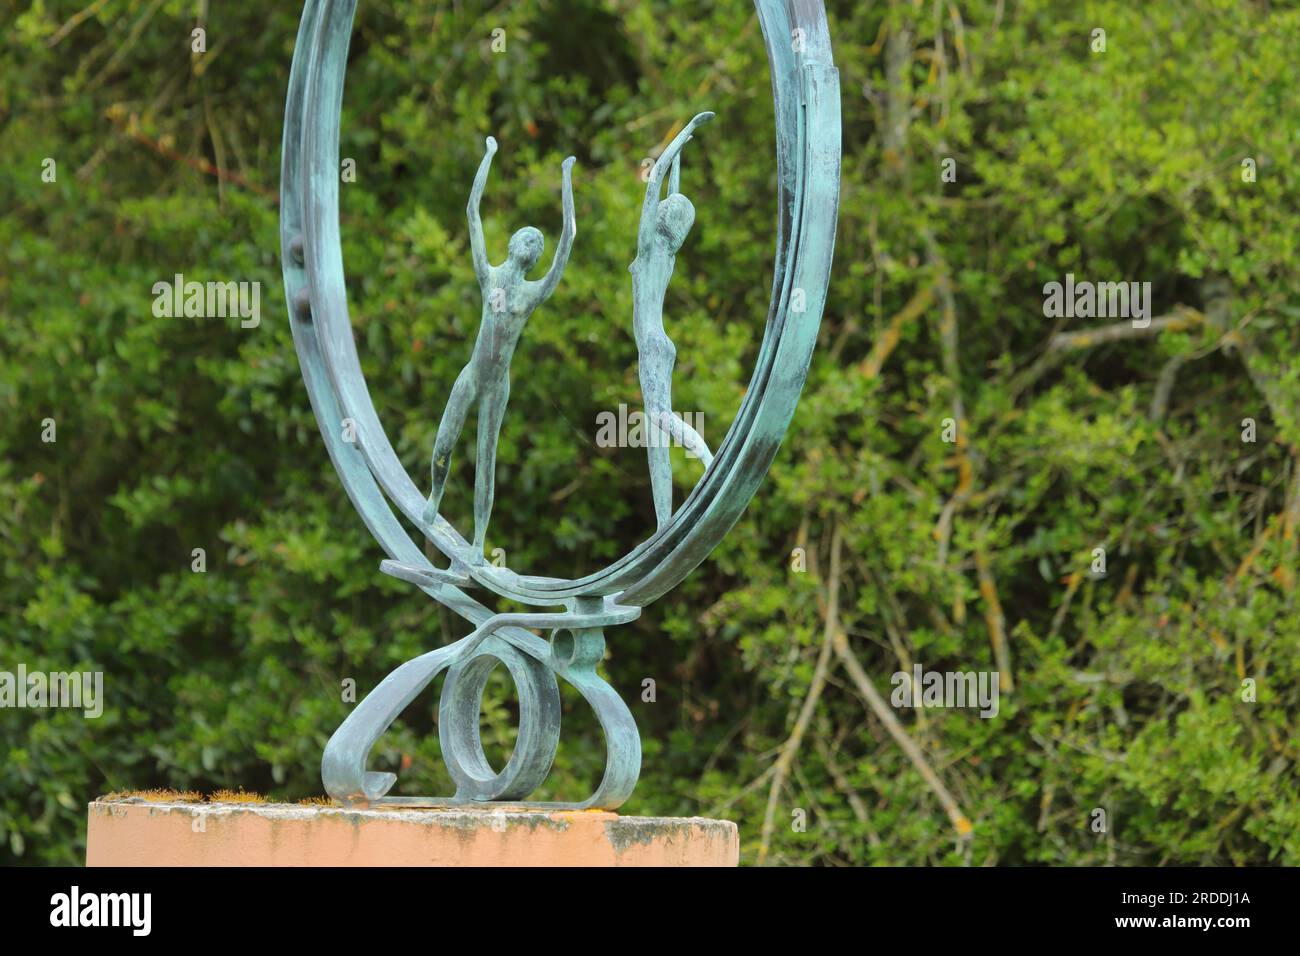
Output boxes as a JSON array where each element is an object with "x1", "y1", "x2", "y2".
[{"x1": 86, "y1": 798, "x2": 738, "y2": 867}]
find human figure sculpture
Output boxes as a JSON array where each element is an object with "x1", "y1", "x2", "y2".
[
  {"x1": 286, "y1": 0, "x2": 840, "y2": 813},
  {"x1": 422, "y1": 136, "x2": 576, "y2": 556},
  {"x1": 631, "y1": 111, "x2": 716, "y2": 528}
]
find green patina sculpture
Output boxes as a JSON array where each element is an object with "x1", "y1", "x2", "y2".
[
  {"x1": 281, "y1": 0, "x2": 841, "y2": 810},
  {"x1": 632, "y1": 111, "x2": 716, "y2": 528},
  {"x1": 422, "y1": 137, "x2": 577, "y2": 556}
]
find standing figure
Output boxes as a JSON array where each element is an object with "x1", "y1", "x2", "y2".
[
  {"x1": 630, "y1": 111, "x2": 716, "y2": 529},
  {"x1": 423, "y1": 136, "x2": 576, "y2": 557}
]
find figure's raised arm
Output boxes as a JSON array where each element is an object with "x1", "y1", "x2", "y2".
[
  {"x1": 467, "y1": 136, "x2": 498, "y2": 284},
  {"x1": 535, "y1": 156, "x2": 577, "y2": 301},
  {"x1": 638, "y1": 111, "x2": 714, "y2": 251}
]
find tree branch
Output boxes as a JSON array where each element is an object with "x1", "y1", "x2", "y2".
[{"x1": 832, "y1": 628, "x2": 973, "y2": 840}]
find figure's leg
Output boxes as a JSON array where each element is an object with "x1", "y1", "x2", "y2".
[
  {"x1": 639, "y1": 335, "x2": 677, "y2": 529},
  {"x1": 472, "y1": 372, "x2": 511, "y2": 556},
  {"x1": 424, "y1": 366, "x2": 478, "y2": 526},
  {"x1": 660, "y1": 413, "x2": 713, "y2": 467}
]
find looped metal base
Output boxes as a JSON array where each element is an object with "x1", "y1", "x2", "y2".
[
  {"x1": 440, "y1": 635, "x2": 561, "y2": 803},
  {"x1": 321, "y1": 599, "x2": 643, "y2": 809}
]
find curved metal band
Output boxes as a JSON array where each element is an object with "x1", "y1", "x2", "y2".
[
  {"x1": 318, "y1": 596, "x2": 642, "y2": 807},
  {"x1": 281, "y1": 0, "x2": 840, "y2": 614},
  {"x1": 281, "y1": 0, "x2": 522, "y2": 637}
]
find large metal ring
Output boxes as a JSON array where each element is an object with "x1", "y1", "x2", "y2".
[
  {"x1": 280, "y1": 0, "x2": 841, "y2": 614},
  {"x1": 286, "y1": 0, "x2": 840, "y2": 811}
]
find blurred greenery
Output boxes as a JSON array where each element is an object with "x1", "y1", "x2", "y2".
[{"x1": 1, "y1": 0, "x2": 1298, "y2": 866}]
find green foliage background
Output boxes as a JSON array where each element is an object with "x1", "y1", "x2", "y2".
[{"x1": 2, "y1": 0, "x2": 1298, "y2": 865}]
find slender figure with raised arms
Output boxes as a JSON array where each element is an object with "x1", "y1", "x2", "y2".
[
  {"x1": 423, "y1": 136, "x2": 576, "y2": 558},
  {"x1": 631, "y1": 111, "x2": 716, "y2": 529}
]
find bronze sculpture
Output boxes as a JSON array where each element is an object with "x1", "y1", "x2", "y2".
[
  {"x1": 281, "y1": 0, "x2": 841, "y2": 809},
  {"x1": 421, "y1": 137, "x2": 577, "y2": 557},
  {"x1": 631, "y1": 111, "x2": 716, "y2": 528}
]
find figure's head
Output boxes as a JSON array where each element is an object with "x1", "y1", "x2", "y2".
[
  {"x1": 507, "y1": 226, "x2": 545, "y2": 271},
  {"x1": 656, "y1": 194, "x2": 696, "y2": 254}
]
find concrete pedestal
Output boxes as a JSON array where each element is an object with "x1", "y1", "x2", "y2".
[{"x1": 86, "y1": 798, "x2": 739, "y2": 867}]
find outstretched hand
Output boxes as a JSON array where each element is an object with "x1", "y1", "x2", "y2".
[
  {"x1": 640, "y1": 110, "x2": 717, "y2": 225},
  {"x1": 676, "y1": 111, "x2": 716, "y2": 150},
  {"x1": 679, "y1": 112, "x2": 714, "y2": 152},
  {"x1": 655, "y1": 111, "x2": 716, "y2": 182},
  {"x1": 685, "y1": 111, "x2": 716, "y2": 132},
  {"x1": 468, "y1": 138, "x2": 499, "y2": 282},
  {"x1": 536, "y1": 155, "x2": 578, "y2": 300}
]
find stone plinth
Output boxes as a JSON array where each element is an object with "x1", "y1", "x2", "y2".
[{"x1": 86, "y1": 798, "x2": 738, "y2": 867}]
